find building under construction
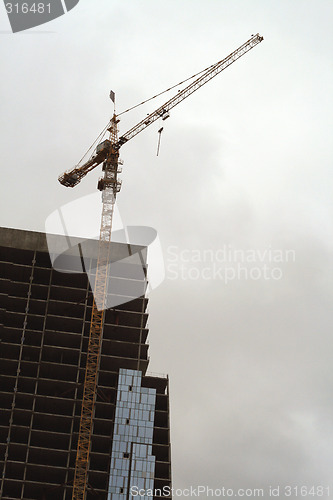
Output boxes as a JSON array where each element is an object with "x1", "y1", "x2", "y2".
[{"x1": 0, "y1": 226, "x2": 171, "y2": 499}]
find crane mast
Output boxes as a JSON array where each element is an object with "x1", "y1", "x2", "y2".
[
  {"x1": 72, "y1": 117, "x2": 121, "y2": 499},
  {"x1": 58, "y1": 33, "x2": 264, "y2": 499}
]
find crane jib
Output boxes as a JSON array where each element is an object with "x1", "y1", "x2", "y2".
[{"x1": 115, "y1": 33, "x2": 263, "y2": 149}]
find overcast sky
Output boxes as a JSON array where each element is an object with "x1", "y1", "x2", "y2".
[{"x1": 1, "y1": 0, "x2": 333, "y2": 497}]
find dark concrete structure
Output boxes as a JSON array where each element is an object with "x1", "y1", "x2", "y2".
[{"x1": 0, "y1": 227, "x2": 171, "y2": 499}]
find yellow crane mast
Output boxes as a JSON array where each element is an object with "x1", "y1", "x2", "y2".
[
  {"x1": 58, "y1": 33, "x2": 264, "y2": 499},
  {"x1": 70, "y1": 116, "x2": 121, "y2": 499}
]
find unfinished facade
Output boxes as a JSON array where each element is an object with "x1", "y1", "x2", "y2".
[{"x1": 0, "y1": 226, "x2": 171, "y2": 499}]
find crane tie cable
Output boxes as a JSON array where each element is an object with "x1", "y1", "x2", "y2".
[
  {"x1": 117, "y1": 60, "x2": 217, "y2": 117},
  {"x1": 76, "y1": 60, "x2": 221, "y2": 165},
  {"x1": 76, "y1": 122, "x2": 110, "y2": 166},
  {"x1": 77, "y1": 39, "x2": 259, "y2": 166}
]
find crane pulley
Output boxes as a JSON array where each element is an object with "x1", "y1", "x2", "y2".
[{"x1": 58, "y1": 33, "x2": 264, "y2": 500}]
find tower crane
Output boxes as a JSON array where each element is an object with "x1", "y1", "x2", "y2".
[{"x1": 58, "y1": 33, "x2": 263, "y2": 499}]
